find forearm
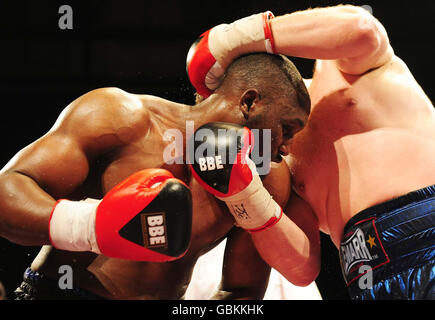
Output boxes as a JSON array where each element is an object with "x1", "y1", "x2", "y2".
[
  {"x1": 251, "y1": 215, "x2": 320, "y2": 286},
  {"x1": 187, "y1": 5, "x2": 392, "y2": 95},
  {"x1": 271, "y1": 5, "x2": 383, "y2": 60},
  {"x1": 0, "y1": 171, "x2": 55, "y2": 245}
]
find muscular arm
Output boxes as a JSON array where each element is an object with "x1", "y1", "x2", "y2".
[
  {"x1": 0, "y1": 87, "x2": 148, "y2": 246},
  {"x1": 211, "y1": 227, "x2": 271, "y2": 300},
  {"x1": 0, "y1": 134, "x2": 89, "y2": 245},
  {"x1": 251, "y1": 191, "x2": 320, "y2": 286},
  {"x1": 250, "y1": 161, "x2": 320, "y2": 286},
  {"x1": 271, "y1": 5, "x2": 394, "y2": 74}
]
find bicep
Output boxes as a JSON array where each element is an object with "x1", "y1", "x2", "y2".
[
  {"x1": 2, "y1": 132, "x2": 90, "y2": 199},
  {"x1": 0, "y1": 132, "x2": 90, "y2": 244}
]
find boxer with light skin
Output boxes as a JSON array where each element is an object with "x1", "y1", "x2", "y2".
[
  {"x1": 187, "y1": 5, "x2": 435, "y2": 299},
  {"x1": 0, "y1": 53, "x2": 311, "y2": 300}
]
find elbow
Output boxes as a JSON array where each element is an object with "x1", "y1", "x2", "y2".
[
  {"x1": 289, "y1": 268, "x2": 320, "y2": 287},
  {"x1": 355, "y1": 17, "x2": 382, "y2": 55},
  {"x1": 281, "y1": 258, "x2": 321, "y2": 287},
  {"x1": 348, "y1": 8, "x2": 383, "y2": 55},
  {"x1": 291, "y1": 279, "x2": 314, "y2": 288}
]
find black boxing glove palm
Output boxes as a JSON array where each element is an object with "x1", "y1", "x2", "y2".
[{"x1": 189, "y1": 122, "x2": 282, "y2": 232}]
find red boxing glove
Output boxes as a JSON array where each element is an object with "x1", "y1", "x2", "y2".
[
  {"x1": 49, "y1": 169, "x2": 192, "y2": 262},
  {"x1": 186, "y1": 11, "x2": 276, "y2": 98}
]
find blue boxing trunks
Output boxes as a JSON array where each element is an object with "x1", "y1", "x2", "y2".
[{"x1": 339, "y1": 185, "x2": 435, "y2": 300}]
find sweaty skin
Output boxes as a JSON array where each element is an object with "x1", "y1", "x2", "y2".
[
  {"x1": 0, "y1": 88, "x2": 292, "y2": 299},
  {"x1": 288, "y1": 57, "x2": 435, "y2": 247},
  {"x1": 275, "y1": 12, "x2": 435, "y2": 247},
  {"x1": 249, "y1": 6, "x2": 435, "y2": 286}
]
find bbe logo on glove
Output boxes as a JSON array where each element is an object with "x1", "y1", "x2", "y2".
[
  {"x1": 188, "y1": 122, "x2": 254, "y2": 197},
  {"x1": 50, "y1": 169, "x2": 192, "y2": 262},
  {"x1": 113, "y1": 177, "x2": 192, "y2": 260},
  {"x1": 198, "y1": 156, "x2": 225, "y2": 171},
  {"x1": 141, "y1": 213, "x2": 167, "y2": 247},
  {"x1": 189, "y1": 122, "x2": 283, "y2": 232}
]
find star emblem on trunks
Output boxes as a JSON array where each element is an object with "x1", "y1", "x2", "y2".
[{"x1": 366, "y1": 235, "x2": 377, "y2": 249}]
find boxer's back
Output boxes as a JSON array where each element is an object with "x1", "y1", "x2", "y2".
[{"x1": 288, "y1": 56, "x2": 435, "y2": 246}]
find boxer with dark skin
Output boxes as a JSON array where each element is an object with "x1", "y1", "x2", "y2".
[{"x1": 0, "y1": 53, "x2": 311, "y2": 299}]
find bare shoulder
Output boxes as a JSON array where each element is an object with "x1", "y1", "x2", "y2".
[
  {"x1": 379, "y1": 55, "x2": 413, "y2": 75},
  {"x1": 51, "y1": 87, "x2": 152, "y2": 149},
  {"x1": 262, "y1": 160, "x2": 291, "y2": 208},
  {"x1": 59, "y1": 87, "x2": 151, "y2": 133},
  {"x1": 363, "y1": 54, "x2": 426, "y2": 96}
]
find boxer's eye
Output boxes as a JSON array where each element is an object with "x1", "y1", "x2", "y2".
[
  {"x1": 282, "y1": 125, "x2": 293, "y2": 138},
  {"x1": 282, "y1": 119, "x2": 304, "y2": 139}
]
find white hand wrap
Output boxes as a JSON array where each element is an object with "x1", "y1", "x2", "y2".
[
  {"x1": 206, "y1": 12, "x2": 276, "y2": 91},
  {"x1": 217, "y1": 158, "x2": 282, "y2": 232},
  {"x1": 49, "y1": 199, "x2": 101, "y2": 253}
]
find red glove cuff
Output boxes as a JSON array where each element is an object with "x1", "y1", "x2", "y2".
[
  {"x1": 262, "y1": 11, "x2": 277, "y2": 54},
  {"x1": 245, "y1": 207, "x2": 283, "y2": 233}
]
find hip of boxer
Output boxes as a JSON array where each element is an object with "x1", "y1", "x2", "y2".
[
  {"x1": 13, "y1": 267, "x2": 106, "y2": 300},
  {"x1": 339, "y1": 185, "x2": 435, "y2": 300}
]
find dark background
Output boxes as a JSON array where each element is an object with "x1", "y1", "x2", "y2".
[{"x1": 0, "y1": 0, "x2": 434, "y2": 300}]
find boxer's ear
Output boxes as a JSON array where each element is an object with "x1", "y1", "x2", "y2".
[{"x1": 239, "y1": 89, "x2": 260, "y2": 120}]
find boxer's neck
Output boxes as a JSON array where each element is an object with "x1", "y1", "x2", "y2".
[{"x1": 186, "y1": 93, "x2": 244, "y2": 128}]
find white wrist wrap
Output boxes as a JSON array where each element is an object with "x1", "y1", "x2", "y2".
[
  {"x1": 217, "y1": 159, "x2": 281, "y2": 231},
  {"x1": 207, "y1": 12, "x2": 275, "y2": 91},
  {"x1": 49, "y1": 199, "x2": 101, "y2": 253}
]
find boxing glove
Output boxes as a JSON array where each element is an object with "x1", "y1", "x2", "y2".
[
  {"x1": 186, "y1": 11, "x2": 276, "y2": 98},
  {"x1": 189, "y1": 122, "x2": 282, "y2": 232},
  {"x1": 49, "y1": 168, "x2": 192, "y2": 262}
]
